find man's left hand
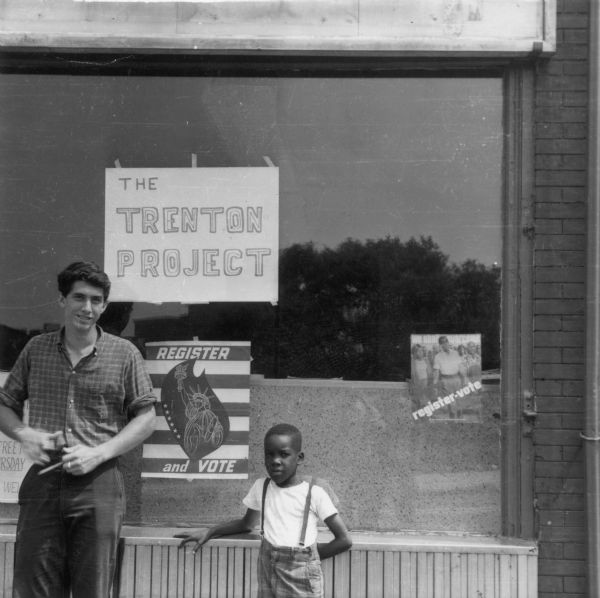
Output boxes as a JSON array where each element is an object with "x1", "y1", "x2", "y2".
[{"x1": 62, "y1": 444, "x2": 104, "y2": 475}]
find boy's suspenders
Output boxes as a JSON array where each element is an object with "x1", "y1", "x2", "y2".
[
  {"x1": 260, "y1": 476, "x2": 315, "y2": 547},
  {"x1": 298, "y1": 477, "x2": 315, "y2": 546},
  {"x1": 260, "y1": 477, "x2": 270, "y2": 537}
]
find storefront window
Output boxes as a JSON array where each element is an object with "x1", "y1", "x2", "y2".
[{"x1": 0, "y1": 74, "x2": 502, "y2": 533}]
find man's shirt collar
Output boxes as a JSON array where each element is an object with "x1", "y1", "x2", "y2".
[{"x1": 55, "y1": 325, "x2": 104, "y2": 356}]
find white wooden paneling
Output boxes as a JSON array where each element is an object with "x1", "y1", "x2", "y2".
[
  {"x1": 0, "y1": 529, "x2": 538, "y2": 597},
  {"x1": 115, "y1": 529, "x2": 538, "y2": 597}
]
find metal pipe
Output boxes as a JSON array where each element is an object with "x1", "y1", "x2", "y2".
[{"x1": 585, "y1": 1, "x2": 600, "y2": 596}]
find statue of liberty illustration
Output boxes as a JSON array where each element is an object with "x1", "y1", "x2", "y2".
[
  {"x1": 175, "y1": 363, "x2": 223, "y2": 452},
  {"x1": 161, "y1": 359, "x2": 230, "y2": 460}
]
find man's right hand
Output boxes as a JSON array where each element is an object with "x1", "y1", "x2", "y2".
[{"x1": 15, "y1": 427, "x2": 65, "y2": 465}]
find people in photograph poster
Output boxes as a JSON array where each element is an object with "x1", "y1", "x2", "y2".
[
  {"x1": 410, "y1": 343, "x2": 433, "y2": 411},
  {"x1": 464, "y1": 340, "x2": 482, "y2": 383},
  {"x1": 409, "y1": 333, "x2": 483, "y2": 421}
]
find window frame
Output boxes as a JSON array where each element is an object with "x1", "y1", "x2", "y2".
[
  {"x1": 0, "y1": 51, "x2": 535, "y2": 538},
  {"x1": 501, "y1": 66, "x2": 536, "y2": 539}
]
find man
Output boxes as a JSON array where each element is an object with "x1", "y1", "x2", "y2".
[
  {"x1": 464, "y1": 340, "x2": 482, "y2": 383},
  {"x1": 432, "y1": 335, "x2": 465, "y2": 417},
  {"x1": 0, "y1": 261, "x2": 156, "y2": 598}
]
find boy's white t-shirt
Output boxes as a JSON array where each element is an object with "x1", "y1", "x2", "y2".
[{"x1": 243, "y1": 477, "x2": 338, "y2": 548}]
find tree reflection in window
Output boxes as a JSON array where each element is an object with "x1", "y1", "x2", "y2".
[{"x1": 135, "y1": 235, "x2": 500, "y2": 382}]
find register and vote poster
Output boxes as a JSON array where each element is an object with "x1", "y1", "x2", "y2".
[{"x1": 142, "y1": 340, "x2": 250, "y2": 479}]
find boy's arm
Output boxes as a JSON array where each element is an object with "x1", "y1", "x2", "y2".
[
  {"x1": 175, "y1": 508, "x2": 260, "y2": 553},
  {"x1": 317, "y1": 513, "x2": 352, "y2": 560}
]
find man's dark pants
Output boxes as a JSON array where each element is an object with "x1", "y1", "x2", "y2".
[{"x1": 13, "y1": 459, "x2": 124, "y2": 598}]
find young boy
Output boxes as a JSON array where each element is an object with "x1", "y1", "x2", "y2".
[{"x1": 176, "y1": 423, "x2": 352, "y2": 597}]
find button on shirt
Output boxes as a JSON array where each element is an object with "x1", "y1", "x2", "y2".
[{"x1": 0, "y1": 327, "x2": 156, "y2": 448}]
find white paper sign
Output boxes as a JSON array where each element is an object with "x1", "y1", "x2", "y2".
[
  {"x1": 105, "y1": 167, "x2": 279, "y2": 303},
  {"x1": 0, "y1": 434, "x2": 30, "y2": 503},
  {"x1": 0, "y1": 371, "x2": 32, "y2": 503}
]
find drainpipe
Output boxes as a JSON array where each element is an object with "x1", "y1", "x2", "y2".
[{"x1": 585, "y1": 2, "x2": 600, "y2": 596}]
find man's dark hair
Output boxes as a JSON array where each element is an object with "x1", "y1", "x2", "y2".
[
  {"x1": 264, "y1": 423, "x2": 302, "y2": 451},
  {"x1": 57, "y1": 261, "x2": 111, "y2": 301}
]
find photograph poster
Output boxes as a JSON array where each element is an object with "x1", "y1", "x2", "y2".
[{"x1": 410, "y1": 333, "x2": 483, "y2": 422}]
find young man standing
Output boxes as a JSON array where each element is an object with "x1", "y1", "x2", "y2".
[{"x1": 0, "y1": 261, "x2": 157, "y2": 598}]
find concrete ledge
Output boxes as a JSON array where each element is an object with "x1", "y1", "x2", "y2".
[
  {"x1": 1, "y1": 523, "x2": 539, "y2": 553},
  {"x1": 121, "y1": 525, "x2": 537, "y2": 554}
]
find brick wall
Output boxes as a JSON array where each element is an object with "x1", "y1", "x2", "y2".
[{"x1": 534, "y1": 1, "x2": 589, "y2": 596}]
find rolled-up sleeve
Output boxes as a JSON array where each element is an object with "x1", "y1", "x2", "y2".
[
  {"x1": 123, "y1": 347, "x2": 157, "y2": 419},
  {"x1": 0, "y1": 344, "x2": 30, "y2": 419}
]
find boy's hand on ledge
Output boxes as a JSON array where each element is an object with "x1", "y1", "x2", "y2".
[
  {"x1": 175, "y1": 529, "x2": 211, "y2": 553},
  {"x1": 175, "y1": 512, "x2": 257, "y2": 553}
]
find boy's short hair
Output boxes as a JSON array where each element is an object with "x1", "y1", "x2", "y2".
[
  {"x1": 264, "y1": 423, "x2": 302, "y2": 451},
  {"x1": 58, "y1": 261, "x2": 111, "y2": 301}
]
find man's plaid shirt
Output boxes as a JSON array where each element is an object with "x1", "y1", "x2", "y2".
[{"x1": 0, "y1": 327, "x2": 156, "y2": 447}]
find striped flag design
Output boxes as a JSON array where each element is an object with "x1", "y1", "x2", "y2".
[{"x1": 142, "y1": 341, "x2": 250, "y2": 479}]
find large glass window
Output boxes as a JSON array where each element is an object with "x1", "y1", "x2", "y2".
[{"x1": 0, "y1": 74, "x2": 502, "y2": 533}]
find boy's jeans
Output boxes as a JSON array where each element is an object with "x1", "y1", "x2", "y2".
[
  {"x1": 13, "y1": 459, "x2": 124, "y2": 598},
  {"x1": 258, "y1": 538, "x2": 323, "y2": 598}
]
